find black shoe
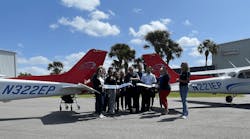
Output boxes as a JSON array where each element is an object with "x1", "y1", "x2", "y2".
[{"x1": 129, "y1": 109, "x2": 133, "y2": 114}]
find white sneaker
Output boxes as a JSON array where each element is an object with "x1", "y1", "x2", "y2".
[
  {"x1": 181, "y1": 115, "x2": 187, "y2": 119},
  {"x1": 99, "y1": 114, "x2": 106, "y2": 118}
]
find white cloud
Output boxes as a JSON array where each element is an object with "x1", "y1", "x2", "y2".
[
  {"x1": 17, "y1": 51, "x2": 87, "y2": 75},
  {"x1": 197, "y1": 59, "x2": 212, "y2": 66},
  {"x1": 183, "y1": 19, "x2": 192, "y2": 26},
  {"x1": 108, "y1": 10, "x2": 115, "y2": 16},
  {"x1": 89, "y1": 10, "x2": 109, "y2": 20},
  {"x1": 18, "y1": 66, "x2": 49, "y2": 75},
  {"x1": 188, "y1": 30, "x2": 199, "y2": 37},
  {"x1": 169, "y1": 64, "x2": 179, "y2": 69},
  {"x1": 129, "y1": 18, "x2": 171, "y2": 45},
  {"x1": 129, "y1": 18, "x2": 171, "y2": 38},
  {"x1": 62, "y1": 51, "x2": 85, "y2": 70},
  {"x1": 177, "y1": 36, "x2": 200, "y2": 47},
  {"x1": 17, "y1": 57, "x2": 28, "y2": 64},
  {"x1": 130, "y1": 39, "x2": 145, "y2": 45},
  {"x1": 49, "y1": 24, "x2": 59, "y2": 30},
  {"x1": 61, "y1": 0, "x2": 100, "y2": 11},
  {"x1": 133, "y1": 8, "x2": 143, "y2": 14},
  {"x1": 103, "y1": 57, "x2": 113, "y2": 70},
  {"x1": 17, "y1": 56, "x2": 51, "y2": 65},
  {"x1": 58, "y1": 16, "x2": 120, "y2": 37},
  {"x1": 161, "y1": 18, "x2": 171, "y2": 25},
  {"x1": 189, "y1": 47, "x2": 202, "y2": 57}
]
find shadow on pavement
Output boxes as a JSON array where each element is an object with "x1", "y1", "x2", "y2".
[
  {"x1": 158, "y1": 116, "x2": 181, "y2": 122},
  {"x1": 0, "y1": 117, "x2": 40, "y2": 122},
  {"x1": 41, "y1": 111, "x2": 97, "y2": 125},
  {"x1": 0, "y1": 111, "x2": 98, "y2": 125},
  {"x1": 140, "y1": 107, "x2": 182, "y2": 119},
  {"x1": 184, "y1": 100, "x2": 250, "y2": 110}
]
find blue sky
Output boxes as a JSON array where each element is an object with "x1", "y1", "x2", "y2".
[{"x1": 1, "y1": 0, "x2": 250, "y2": 75}]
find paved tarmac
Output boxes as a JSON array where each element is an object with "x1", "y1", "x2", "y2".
[{"x1": 1, "y1": 95, "x2": 250, "y2": 139}]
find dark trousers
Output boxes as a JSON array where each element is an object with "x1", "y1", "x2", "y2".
[
  {"x1": 103, "y1": 93, "x2": 109, "y2": 112},
  {"x1": 95, "y1": 93, "x2": 105, "y2": 115},
  {"x1": 125, "y1": 87, "x2": 140, "y2": 113},
  {"x1": 125, "y1": 87, "x2": 133, "y2": 111},
  {"x1": 132, "y1": 86, "x2": 140, "y2": 113},
  {"x1": 141, "y1": 88, "x2": 153, "y2": 111}
]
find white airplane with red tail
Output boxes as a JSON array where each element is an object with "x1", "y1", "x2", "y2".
[{"x1": 0, "y1": 49, "x2": 107, "y2": 109}]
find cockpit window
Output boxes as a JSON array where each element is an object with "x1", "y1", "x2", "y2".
[
  {"x1": 245, "y1": 71, "x2": 250, "y2": 78},
  {"x1": 238, "y1": 73, "x2": 245, "y2": 78},
  {"x1": 238, "y1": 71, "x2": 250, "y2": 79},
  {"x1": 228, "y1": 72, "x2": 236, "y2": 77}
]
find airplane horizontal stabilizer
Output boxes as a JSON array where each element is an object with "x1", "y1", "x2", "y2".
[{"x1": 62, "y1": 83, "x2": 100, "y2": 94}]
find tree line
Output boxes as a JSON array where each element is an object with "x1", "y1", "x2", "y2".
[{"x1": 18, "y1": 30, "x2": 219, "y2": 76}]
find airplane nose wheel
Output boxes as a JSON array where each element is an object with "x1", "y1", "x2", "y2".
[{"x1": 226, "y1": 96, "x2": 233, "y2": 103}]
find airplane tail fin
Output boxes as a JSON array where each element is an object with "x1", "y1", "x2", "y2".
[
  {"x1": 143, "y1": 53, "x2": 179, "y2": 83},
  {"x1": 62, "y1": 49, "x2": 107, "y2": 84},
  {"x1": 15, "y1": 49, "x2": 107, "y2": 84},
  {"x1": 143, "y1": 53, "x2": 212, "y2": 83}
]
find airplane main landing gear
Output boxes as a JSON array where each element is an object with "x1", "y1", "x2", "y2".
[
  {"x1": 226, "y1": 95, "x2": 233, "y2": 103},
  {"x1": 59, "y1": 95, "x2": 80, "y2": 111}
]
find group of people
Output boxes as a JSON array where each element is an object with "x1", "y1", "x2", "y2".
[{"x1": 91, "y1": 62, "x2": 190, "y2": 119}]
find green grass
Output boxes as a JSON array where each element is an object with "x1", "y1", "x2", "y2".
[
  {"x1": 168, "y1": 92, "x2": 242, "y2": 98},
  {"x1": 52, "y1": 92, "x2": 243, "y2": 99},
  {"x1": 77, "y1": 92, "x2": 242, "y2": 98},
  {"x1": 77, "y1": 94, "x2": 95, "y2": 98},
  {"x1": 51, "y1": 94, "x2": 95, "y2": 98}
]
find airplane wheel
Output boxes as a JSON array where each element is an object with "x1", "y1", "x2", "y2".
[
  {"x1": 77, "y1": 105, "x2": 80, "y2": 110},
  {"x1": 65, "y1": 105, "x2": 69, "y2": 110},
  {"x1": 70, "y1": 105, "x2": 73, "y2": 111},
  {"x1": 59, "y1": 106, "x2": 62, "y2": 111},
  {"x1": 226, "y1": 96, "x2": 233, "y2": 103}
]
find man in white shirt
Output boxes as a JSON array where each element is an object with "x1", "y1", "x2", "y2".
[{"x1": 141, "y1": 66, "x2": 157, "y2": 112}]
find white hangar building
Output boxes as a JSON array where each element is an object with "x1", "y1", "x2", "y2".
[
  {"x1": 212, "y1": 38, "x2": 250, "y2": 69},
  {"x1": 0, "y1": 50, "x2": 16, "y2": 77}
]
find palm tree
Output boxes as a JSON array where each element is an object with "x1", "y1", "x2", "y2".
[
  {"x1": 109, "y1": 43, "x2": 136, "y2": 73},
  {"x1": 18, "y1": 72, "x2": 32, "y2": 77},
  {"x1": 47, "y1": 61, "x2": 64, "y2": 75},
  {"x1": 133, "y1": 57, "x2": 143, "y2": 69},
  {"x1": 144, "y1": 30, "x2": 183, "y2": 64},
  {"x1": 164, "y1": 39, "x2": 183, "y2": 64},
  {"x1": 197, "y1": 39, "x2": 219, "y2": 66}
]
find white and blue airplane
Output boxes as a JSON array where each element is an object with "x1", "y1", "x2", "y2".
[
  {"x1": 187, "y1": 67, "x2": 250, "y2": 103},
  {"x1": 143, "y1": 52, "x2": 250, "y2": 103}
]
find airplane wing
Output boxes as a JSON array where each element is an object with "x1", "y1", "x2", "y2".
[
  {"x1": 191, "y1": 66, "x2": 250, "y2": 75},
  {"x1": 61, "y1": 83, "x2": 100, "y2": 94},
  {"x1": 170, "y1": 83, "x2": 180, "y2": 91}
]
